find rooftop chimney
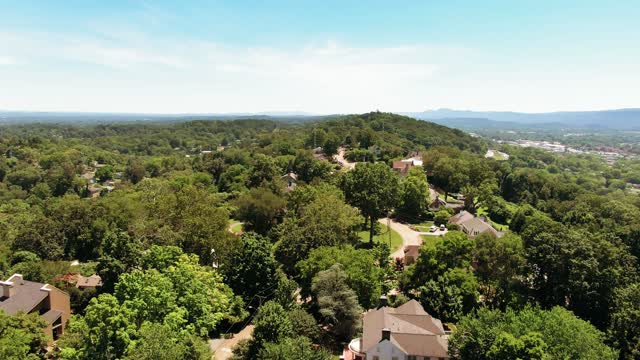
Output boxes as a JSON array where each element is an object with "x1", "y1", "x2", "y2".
[
  {"x1": 1, "y1": 280, "x2": 14, "y2": 298},
  {"x1": 377, "y1": 295, "x2": 388, "y2": 309},
  {"x1": 381, "y1": 328, "x2": 391, "y2": 342}
]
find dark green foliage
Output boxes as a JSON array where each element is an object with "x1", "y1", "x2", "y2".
[
  {"x1": 311, "y1": 264, "x2": 362, "y2": 341},
  {"x1": 608, "y1": 283, "x2": 640, "y2": 359},
  {"x1": 342, "y1": 162, "x2": 399, "y2": 244},
  {"x1": 234, "y1": 187, "x2": 286, "y2": 235},
  {"x1": 259, "y1": 337, "x2": 332, "y2": 360},
  {"x1": 449, "y1": 307, "x2": 618, "y2": 360},
  {"x1": 221, "y1": 232, "x2": 279, "y2": 308},
  {"x1": 297, "y1": 245, "x2": 383, "y2": 309}
]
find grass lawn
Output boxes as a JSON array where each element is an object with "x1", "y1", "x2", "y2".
[
  {"x1": 231, "y1": 223, "x2": 243, "y2": 233},
  {"x1": 491, "y1": 150, "x2": 509, "y2": 160},
  {"x1": 358, "y1": 223, "x2": 403, "y2": 253},
  {"x1": 411, "y1": 220, "x2": 434, "y2": 232},
  {"x1": 228, "y1": 219, "x2": 244, "y2": 234},
  {"x1": 477, "y1": 207, "x2": 510, "y2": 231}
]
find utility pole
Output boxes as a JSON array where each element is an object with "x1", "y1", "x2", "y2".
[{"x1": 387, "y1": 216, "x2": 391, "y2": 249}]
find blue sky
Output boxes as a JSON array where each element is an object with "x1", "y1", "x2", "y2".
[{"x1": 1, "y1": 0, "x2": 638, "y2": 113}]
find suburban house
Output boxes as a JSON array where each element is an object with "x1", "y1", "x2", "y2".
[
  {"x1": 73, "y1": 274, "x2": 103, "y2": 289},
  {"x1": 449, "y1": 211, "x2": 503, "y2": 238},
  {"x1": 281, "y1": 172, "x2": 298, "y2": 191},
  {"x1": 346, "y1": 297, "x2": 449, "y2": 360},
  {"x1": 429, "y1": 195, "x2": 464, "y2": 213},
  {"x1": 392, "y1": 158, "x2": 423, "y2": 177},
  {"x1": 428, "y1": 196, "x2": 448, "y2": 212},
  {"x1": 81, "y1": 171, "x2": 96, "y2": 184},
  {"x1": 0, "y1": 273, "x2": 71, "y2": 341},
  {"x1": 87, "y1": 185, "x2": 102, "y2": 198},
  {"x1": 403, "y1": 245, "x2": 421, "y2": 265}
]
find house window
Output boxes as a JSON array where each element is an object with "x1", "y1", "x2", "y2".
[
  {"x1": 408, "y1": 356, "x2": 417, "y2": 360},
  {"x1": 372, "y1": 356, "x2": 379, "y2": 360},
  {"x1": 391, "y1": 357, "x2": 398, "y2": 360}
]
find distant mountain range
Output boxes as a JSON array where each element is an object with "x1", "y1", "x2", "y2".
[
  {"x1": 0, "y1": 111, "x2": 325, "y2": 124},
  {"x1": 403, "y1": 108, "x2": 640, "y2": 130},
  {"x1": 1, "y1": 108, "x2": 640, "y2": 130}
]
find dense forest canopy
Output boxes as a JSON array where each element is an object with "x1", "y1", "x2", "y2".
[{"x1": 0, "y1": 112, "x2": 639, "y2": 359}]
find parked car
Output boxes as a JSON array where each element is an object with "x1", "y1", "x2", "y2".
[
  {"x1": 429, "y1": 225, "x2": 437, "y2": 232},
  {"x1": 440, "y1": 224, "x2": 446, "y2": 231}
]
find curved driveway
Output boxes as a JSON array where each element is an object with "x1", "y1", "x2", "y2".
[{"x1": 379, "y1": 218, "x2": 423, "y2": 259}]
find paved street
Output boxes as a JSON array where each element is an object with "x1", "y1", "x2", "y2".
[
  {"x1": 333, "y1": 147, "x2": 356, "y2": 170},
  {"x1": 210, "y1": 325, "x2": 254, "y2": 360}
]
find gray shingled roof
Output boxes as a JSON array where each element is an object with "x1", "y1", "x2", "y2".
[
  {"x1": 41, "y1": 309, "x2": 62, "y2": 324},
  {"x1": 0, "y1": 278, "x2": 48, "y2": 315}
]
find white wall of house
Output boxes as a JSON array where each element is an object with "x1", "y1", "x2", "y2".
[{"x1": 365, "y1": 340, "x2": 406, "y2": 360}]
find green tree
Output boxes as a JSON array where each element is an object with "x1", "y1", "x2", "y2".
[
  {"x1": 248, "y1": 154, "x2": 280, "y2": 188},
  {"x1": 418, "y1": 267, "x2": 479, "y2": 322},
  {"x1": 434, "y1": 209, "x2": 452, "y2": 226},
  {"x1": 297, "y1": 245, "x2": 383, "y2": 309},
  {"x1": 474, "y1": 233, "x2": 526, "y2": 308},
  {"x1": 6, "y1": 166, "x2": 42, "y2": 191},
  {"x1": 114, "y1": 269, "x2": 178, "y2": 326},
  {"x1": 286, "y1": 308, "x2": 321, "y2": 343},
  {"x1": 125, "y1": 161, "x2": 146, "y2": 184},
  {"x1": 164, "y1": 254, "x2": 246, "y2": 335},
  {"x1": 259, "y1": 337, "x2": 332, "y2": 360},
  {"x1": 274, "y1": 193, "x2": 362, "y2": 274},
  {"x1": 323, "y1": 133, "x2": 341, "y2": 157},
  {"x1": 486, "y1": 332, "x2": 549, "y2": 360},
  {"x1": 0, "y1": 310, "x2": 47, "y2": 360},
  {"x1": 124, "y1": 322, "x2": 211, "y2": 360},
  {"x1": 398, "y1": 166, "x2": 430, "y2": 219},
  {"x1": 250, "y1": 301, "x2": 294, "y2": 355},
  {"x1": 342, "y1": 162, "x2": 399, "y2": 244},
  {"x1": 221, "y1": 232, "x2": 279, "y2": 308},
  {"x1": 234, "y1": 187, "x2": 286, "y2": 235},
  {"x1": 312, "y1": 264, "x2": 362, "y2": 341},
  {"x1": 608, "y1": 283, "x2": 640, "y2": 359},
  {"x1": 60, "y1": 294, "x2": 137, "y2": 360},
  {"x1": 95, "y1": 165, "x2": 114, "y2": 182},
  {"x1": 449, "y1": 307, "x2": 618, "y2": 360}
]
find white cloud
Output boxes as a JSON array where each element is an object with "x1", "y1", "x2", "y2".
[
  {"x1": 0, "y1": 30, "x2": 456, "y2": 113},
  {"x1": 5, "y1": 28, "x2": 636, "y2": 114},
  {"x1": 0, "y1": 56, "x2": 15, "y2": 65}
]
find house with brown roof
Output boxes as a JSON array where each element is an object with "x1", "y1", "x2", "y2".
[
  {"x1": 392, "y1": 158, "x2": 423, "y2": 177},
  {"x1": 75, "y1": 274, "x2": 103, "y2": 289},
  {"x1": 0, "y1": 274, "x2": 71, "y2": 341},
  {"x1": 346, "y1": 298, "x2": 449, "y2": 360},
  {"x1": 403, "y1": 245, "x2": 421, "y2": 265}
]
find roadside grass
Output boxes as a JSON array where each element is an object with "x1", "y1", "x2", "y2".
[
  {"x1": 358, "y1": 223, "x2": 403, "y2": 253},
  {"x1": 228, "y1": 219, "x2": 244, "y2": 234},
  {"x1": 476, "y1": 207, "x2": 510, "y2": 231},
  {"x1": 492, "y1": 151, "x2": 508, "y2": 160},
  {"x1": 410, "y1": 220, "x2": 435, "y2": 232},
  {"x1": 231, "y1": 223, "x2": 243, "y2": 233}
]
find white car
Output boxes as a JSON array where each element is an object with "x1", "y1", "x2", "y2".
[
  {"x1": 440, "y1": 224, "x2": 446, "y2": 231},
  {"x1": 429, "y1": 225, "x2": 438, "y2": 232}
]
